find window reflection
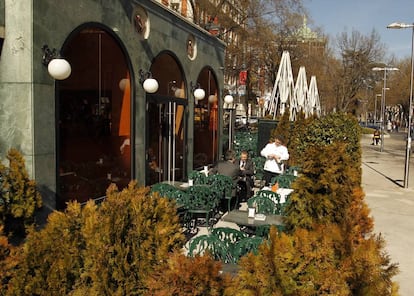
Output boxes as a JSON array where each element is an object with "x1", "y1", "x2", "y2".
[
  {"x1": 57, "y1": 27, "x2": 131, "y2": 208},
  {"x1": 193, "y1": 69, "x2": 219, "y2": 169}
]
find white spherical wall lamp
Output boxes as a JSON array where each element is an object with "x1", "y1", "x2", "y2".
[
  {"x1": 119, "y1": 78, "x2": 129, "y2": 91},
  {"x1": 139, "y1": 69, "x2": 159, "y2": 93},
  {"x1": 193, "y1": 88, "x2": 205, "y2": 101},
  {"x1": 41, "y1": 45, "x2": 71, "y2": 80},
  {"x1": 224, "y1": 94, "x2": 234, "y2": 104},
  {"x1": 143, "y1": 77, "x2": 159, "y2": 93},
  {"x1": 47, "y1": 58, "x2": 71, "y2": 80},
  {"x1": 208, "y1": 94, "x2": 218, "y2": 103}
]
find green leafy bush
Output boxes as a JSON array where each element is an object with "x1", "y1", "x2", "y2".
[
  {"x1": 284, "y1": 143, "x2": 360, "y2": 231},
  {"x1": 294, "y1": 112, "x2": 362, "y2": 168},
  {"x1": 0, "y1": 148, "x2": 42, "y2": 236}
]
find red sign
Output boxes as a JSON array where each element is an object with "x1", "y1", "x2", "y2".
[{"x1": 239, "y1": 70, "x2": 247, "y2": 85}]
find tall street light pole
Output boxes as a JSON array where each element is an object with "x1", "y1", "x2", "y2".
[
  {"x1": 372, "y1": 67, "x2": 399, "y2": 152},
  {"x1": 224, "y1": 94, "x2": 235, "y2": 151},
  {"x1": 375, "y1": 94, "x2": 381, "y2": 127},
  {"x1": 388, "y1": 22, "x2": 414, "y2": 188}
]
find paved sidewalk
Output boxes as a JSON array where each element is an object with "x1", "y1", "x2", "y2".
[{"x1": 361, "y1": 132, "x2": 414, "y2": 296}]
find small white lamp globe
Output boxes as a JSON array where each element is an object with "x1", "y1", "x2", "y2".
[
  {"x1": 208, "y1": 94, "x2": 217, "y2": 103},
  {"x1": 143, "y1": 78, "x2": 159, "y2": 93},
  {"x1": 224, "y1": 94, "x2": 234, "y2": 104},
  {"x1": 119, "y1": 78, "x2": 129, "y2": 91},
  {"x1": 48, "y1": 58, "x2": 71, "y2": 80},
  {"x1": 175, "y1": 88, "x2": 185, "y2": 98},
  {"x1": 193, "y1": 88, "x2": 205, "y2": 100}
]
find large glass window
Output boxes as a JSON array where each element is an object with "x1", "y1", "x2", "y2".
[
  {"x1": 57, "y1": 27, "x2": 131, "y2": 208},
  {"x1": 193, "y1": 68, "x2": 219, "y2": 169}
]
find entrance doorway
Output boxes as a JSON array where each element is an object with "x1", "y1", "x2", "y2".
[{"x1": 146, "y1": 97, "x2": 186, "y2": 185}]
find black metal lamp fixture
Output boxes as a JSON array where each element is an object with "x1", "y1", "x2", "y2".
[
  {"x1": 41, "y1": 45, "x2": 71, "y2": 80},
  {"x1": 139, "y1": 69, "x2": 159, "y2": 93}
]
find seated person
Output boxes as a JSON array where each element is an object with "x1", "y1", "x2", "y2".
[
  {"x1": 210, "y1": 150, "x2": 240, "y2": 184},
  {"x1": 237, "y1": 150, "x2": 255, "y2": 199},
  {"x1": 372, "y1": 129, "x2": 380, "y2": 145},
  {"x1": 210, "y1": 150, "x2": 240, "y2": 212}
]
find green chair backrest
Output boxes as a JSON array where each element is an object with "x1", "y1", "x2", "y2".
[
  {"x1": 252, "y1": 156, "x2": 265, "y2": 180},
  {"x1": 168, "y1": 189, "x2": 189, "y2": 205},
  {"x1": 285, "y1": 166, "x2": 300, "y2": 176},
  {"x1": 207, "y1": 174, "x2": 234, "y2": 198},
  {"x1": 188, "y1": 227, "x2": 262, "y2": 263},
  {"x1": 186, "y1": 185, "x2": 219, "y2": 210},
  {"x1": 187, "y1": 234, "x2": 230, "y2": 262},
  {"x1": 233, "y1": 236, "x2": 264, "y2": 259},
  {"x1": 247, "y1": 190, "x2": 282, "y2": 215},
  {"x1": 188, "y1": 170, "x2": 208, "y2": 185},
  {"x1": 150, "y1": 182, "x2": 177, "y2": 198},
  {"x1": 211, "y1": 227, "x2": 247, "y2": 245},
  {"x1": 271, "y1": 173, "x2": 297, "y2": 188}
]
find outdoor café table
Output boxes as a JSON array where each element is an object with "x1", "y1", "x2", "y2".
[{"x1": 221, "y1": 209, "x2": 284, "y2": 228}]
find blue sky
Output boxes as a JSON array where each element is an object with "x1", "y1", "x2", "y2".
[{"x1": 304, "y1": 0, "x2": 414, "y2": 59}]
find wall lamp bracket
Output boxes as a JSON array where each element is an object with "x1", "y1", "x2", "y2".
[{"x1": 41, "y1": 45, "x2": 59, "y2": 66}]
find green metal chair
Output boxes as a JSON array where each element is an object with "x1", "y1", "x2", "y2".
[
  {"x1": 207, "y1": 174, "x2": 236, "y2": 213},
  {"x1": 150, "y1": 182, "x2": 177, "y2": 198},
  {"x1": 271, "y1": 173, "x2": 297, "y2": 189},
  {"x1": 151, "y1": 182, "x2": 191, "y2": 231},
  {"x1": 233, "y1": 236, "x2": 264, "y2": 259},
  {"x1": 247, "y1": 190, "x2": 282, "y2": 215},
  {"x1": 252, "y1": 156, "x2": 266, "y2": 186},
  {"x1": 187, "y1": 233, "x2": 230, "y2": 262},
  {"x1": 188, "y1": 170, "x2": 208, "y2": 185},
  {"x1": 187, "y1": 227, "x2": 263, "y2": 263},
  {"x1": 211, "y1": 227, "x2": 247, "y2": 245},
  {"x1": 185, "y1": 185, "x2": 220, "y2": 227}
]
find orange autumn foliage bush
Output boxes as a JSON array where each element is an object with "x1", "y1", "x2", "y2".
[
  {"x1": 145, "y1": 252, "x2": 231, "y2": 296},
  {"x1": 2, "y1": 181, "x2": 185, "y2": 295}
]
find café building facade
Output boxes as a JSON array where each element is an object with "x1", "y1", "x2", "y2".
[{"x1": 0, "y1": 0, "x2": 225, "y2": 211}]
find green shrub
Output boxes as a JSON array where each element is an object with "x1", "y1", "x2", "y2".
[
  {"x1": 284, "y1": 143, "x2": 360, "y2": 231},
  {"x1": 0, "y1": 148, "x2": 42, "y2": 236},
  {"x1": 361, "y1": 127, "x2": 376, "y2": 134},
  {"x1": 271, "y1": 110, "x2": 291, "y2": 146},
  {"x1": 294, "y1": 112, "x2": 362, "y2": 168}
]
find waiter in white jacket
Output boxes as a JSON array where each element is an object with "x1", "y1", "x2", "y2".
[{"x1": 260, "y1": 135, "x2": 289, "y2": 186}]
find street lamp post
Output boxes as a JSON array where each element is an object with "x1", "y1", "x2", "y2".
[
  {"x1": 372, "y1": 67, "x2": 399, "y2": 152},
  {"x1": 224, "y1": 95, "x2": 235, "y2": 150},
  {"x1": 375, "y1": 94, "x2": 381, "y2": 127},
  {"x1": 388, "y1": 22, "x2": 414, "y2": 188}
]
